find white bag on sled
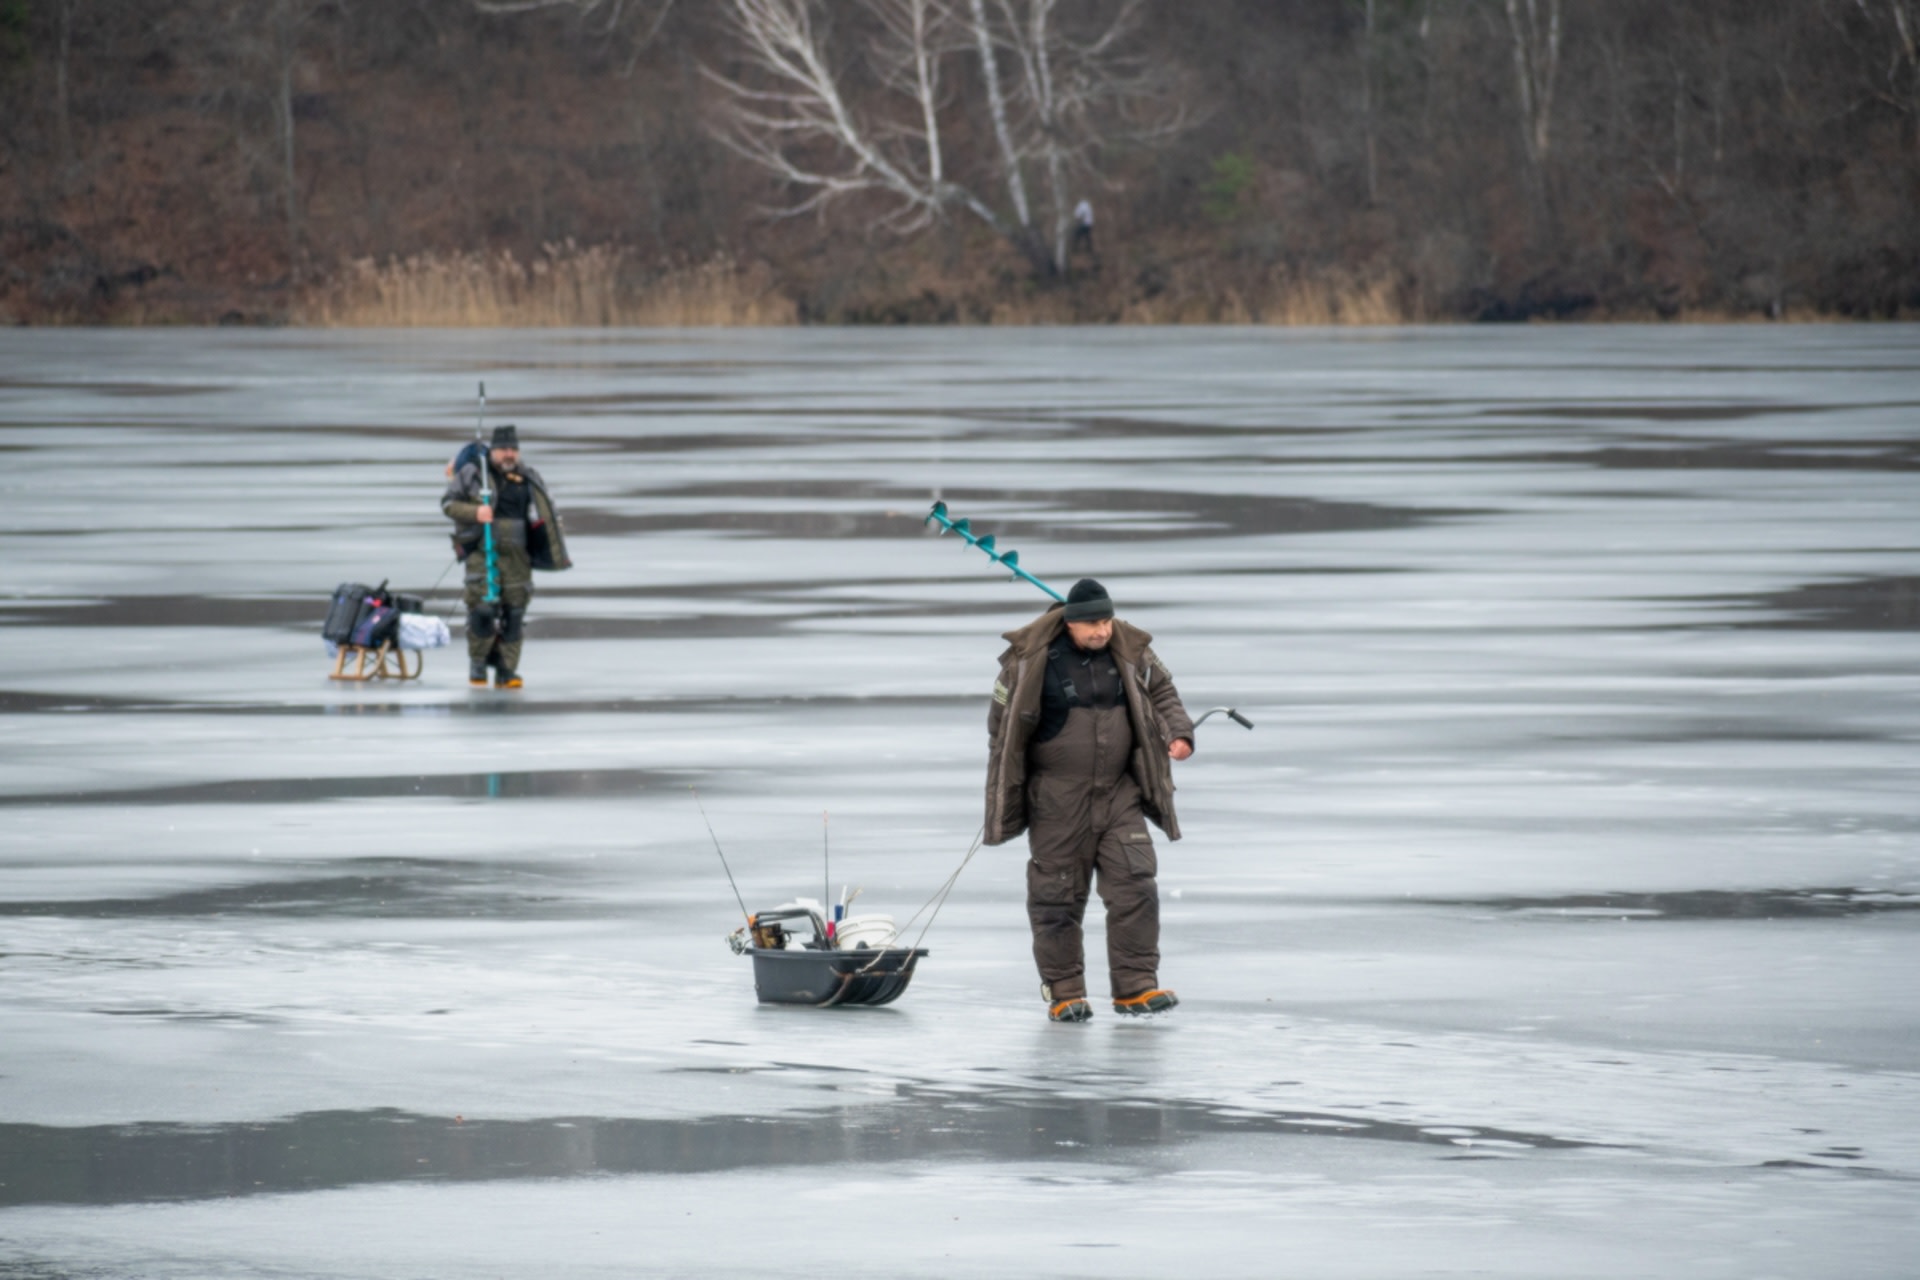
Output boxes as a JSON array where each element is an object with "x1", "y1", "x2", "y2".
[{"x1": 397, "y1": 613, "x2": 451, "y2": 651}]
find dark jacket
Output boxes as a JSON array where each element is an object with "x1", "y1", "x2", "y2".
[
  {"x1": 441, "y1": 456, "x2": 573, "y2": 572},
  {"x1": 985, "y1": 605, "x2": 1195, "y2": 846}
]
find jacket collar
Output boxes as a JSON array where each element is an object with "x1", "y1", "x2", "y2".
[{"x1": 1002, "y1": 604, "x2": 1152, "y2": 661}]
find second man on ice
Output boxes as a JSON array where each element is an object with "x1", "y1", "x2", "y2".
[{"x1": 441, "y1": 424, "x2": 572, "y2": 689}]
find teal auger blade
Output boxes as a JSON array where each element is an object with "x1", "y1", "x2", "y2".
[{"x1": 923, "y1": 502, "x2": 1065, "y2": 602}]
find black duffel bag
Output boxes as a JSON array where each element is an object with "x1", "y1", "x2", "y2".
[{"x1": 322, "y1": 582, "x2": 374, "y2": 644}]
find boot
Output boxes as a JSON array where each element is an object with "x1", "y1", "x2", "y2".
[
  {"x1": 1048, "y1": 998, "x2": 1093, "y2": 1023},
  {"x1": 469, "y1": 661, "x2": 490, "y2": 688},
  {"x1": 1113, "y1": 989, "x2": 1178, "y2": 1016},
  {"x1": 496, "y1": 669, "x2": 523, "y2": 690}
]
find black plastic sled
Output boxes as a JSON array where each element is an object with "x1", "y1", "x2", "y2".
[{"x1": 734, "y1": 906, "x2": 927, "y2": 1008}]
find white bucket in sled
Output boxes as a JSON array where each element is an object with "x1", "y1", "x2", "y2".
[{"x1": 833, "y1": 914, "x2": 898, "y2": 951}]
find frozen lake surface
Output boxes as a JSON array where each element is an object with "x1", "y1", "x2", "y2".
[{"x1": 1, "y1": 325, "x2": 1917, "y2": 1276}]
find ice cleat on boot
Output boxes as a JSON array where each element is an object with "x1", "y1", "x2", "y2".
[
  {"x1": 1048, "y1": 998, "x2": 1093, "y2": 1023},
  {"x1": 1113, "y1": 989, "x2": 1179, "y2": 1016},
  {"x1": 496, "y1": 670, "x2": 523, "y2": 690},
  {"x1": 469, "y1": 662, "x2": 490, "y2": 688}
]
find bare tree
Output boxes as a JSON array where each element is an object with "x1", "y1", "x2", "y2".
[
  {"x1": 179, "y1": 0, "x2": 346, "y2": 272},
  {"x1": 53, "y1": 0, "x2": 76, "y2": 177},
  {"x1": 989, "y1": 0, "x2": 1185, "y2": 270},
  {"x1": 1501, "y1": 0, "x2": 1562, "y2": 194},
  {"x1": 1847, "y1": 0, "x2": 1920, "y2": 149},
  {"x1": 709, "y1": 0, "x2": 1187, "y2": 275},
  {"x1": 706, "y1": 0, "x2": 986, "y2": 233},
  {"x1": 1359, "y1": 0, "x2": 1378, "y2": 205},
  {"x1": 967, "y1": 0, "x2": 1034, "y2": 247},
  {"x1": 471, "y1": 0, "x2": 678, "y2": 69}
]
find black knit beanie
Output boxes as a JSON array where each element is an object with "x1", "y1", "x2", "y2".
[{"x1": 1062, "y1": 578, "x2": 1114, "y2": 622}]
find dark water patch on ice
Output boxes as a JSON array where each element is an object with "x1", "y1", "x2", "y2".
[
  {"x1": 1475, "y1": 438, "x2": 1920, "y2": 473},
  {"x1": 0, "y1": 594, "x2": 324, "y2": 629},
  {"x1": 1757, "y1": 1158, "x2": 1914, "y2": 1181},
  {"x1": 0, "y1": 593, "x2": 968, "y2": 639},
  {"x1": 572, "y1": 485, "x2": 1460, "y2": 542},
  {"x1": 1547, "y1": 717, "x2": 1898, "y2": 744},
  {"x1": 0, "y1": 767, "x2": 685, "y2": 808},
  {"x1": 974, "y1": 412, "x2": 1340, "y2": 441},
  {"x1": 1447, "y1": 888, "x2": 1920, "y2": 921},
  {"x1": 0, "y1": 858, "x2": 576, "y2": 921},
  {"x1": 0, "y1": 1093, "x2": 1602, "y2": 1207},
  {"x1": 486, "y1": 389, "x2": 735, "y2": 409},
  {"x1": 0, "y1": 688, "x2": 975, "y2": 717},
  {"x1": 1482, "y1": 401, "x2": 1920, "y2": 425},
  {"x1": 0, "y1": 587, "x2": 1046, "y2": 639},
  {"x1": 528, "y1": 602, "x2": 1047, "y2": 640},
  {"x1": 0, "y1": 690, "x2": 195, "y2": 714},
  {"x1": 540, "y1": 562, "x2": 1399, "y2": 603},
  {"x1": 91, "y1": 1007, "x2": 282, "y2": 1025},
  {"x1": 246, "y1": 420, "x2": 891, "y2": 455},
  {"x1": 1712, "y1": 575, "x2": 1920, "y2": 631},
  {"x1": 0, "y1": 380, "x2": 229, "y2": 398}
]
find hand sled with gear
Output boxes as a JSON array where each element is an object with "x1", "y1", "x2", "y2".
[
  {"x1": 323, "y1": 581, "x2": 432, "y2": 682},
  {"x1": 727, "y1": 904, "x2": 927, "y2": 1008}
]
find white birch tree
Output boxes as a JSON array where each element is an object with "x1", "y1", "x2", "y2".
[{"x1": 709, "y1": 0, "x2": 1187, "y2": 275}]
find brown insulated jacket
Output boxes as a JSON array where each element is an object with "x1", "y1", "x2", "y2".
[
  {"x1": 442, "y1": 457, "x2": 573, "y2": 573},
  {"x1": 985, "y1": 605, "x2": 1196, "y2": 846}
]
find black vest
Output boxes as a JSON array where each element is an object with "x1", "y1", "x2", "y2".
[
  {"x1": 1033, "y1": 640, "x2": 1122, "y2": 744},
  {"x1": 492, "y1": 467, "x2": 531, "y2": 522}
]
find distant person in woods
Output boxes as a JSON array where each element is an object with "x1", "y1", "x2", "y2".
[
  {"x1": 984, "y1": 579, "x2": 1195, "y2": 1023},
  {"x1": 441, "y1": 425, "x2": 571, "y2": 689},
  {"x1": 1070, "y1": 199, "x2": 1095, "y2": 260}
]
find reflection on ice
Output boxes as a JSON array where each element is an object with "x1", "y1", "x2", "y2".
[
  {"x1": 1444, "y1": 887, "x2": 1920, "y2": 920},
  {"x1": 0, "y1": 1090, "x2": 1608, "y2": 1209}
]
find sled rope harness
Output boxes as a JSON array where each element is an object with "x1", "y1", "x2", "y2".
[{"x1": 851, "y1": 824, "x2": 985, "y2": 975}]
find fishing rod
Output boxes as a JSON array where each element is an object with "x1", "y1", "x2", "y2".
[
  {"x1": 691, "y1": 786, "x2": 752, "y2": 926},
  {"x1": 476, "y1": 381, "x2": 499, "y2": 606},
  {"x1": 1193, "y1": 707, "x2": 1255, "y2": 731},
  {"x1": 924, "y1": 501, "x2": 1063, "y2": 602}
]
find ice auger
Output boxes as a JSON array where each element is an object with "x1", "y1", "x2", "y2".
[{"x1": 924, "y1": 501, "x2": 1064, "y2": 602}]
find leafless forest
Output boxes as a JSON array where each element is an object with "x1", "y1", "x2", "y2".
[{"x1": 2, "y1": 0, "x2": 1916, "y2": 324}]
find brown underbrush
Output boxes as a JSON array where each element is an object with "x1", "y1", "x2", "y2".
[
  {"x1": 780, "y1": 225, "x2": 1426, "y2": 326},
  {"x1": 1114, "y1": 266, "x2": 1414, "y2": 326},
  {"x1": 294, "y1": 244, "x2": 797, "y2": 327}
]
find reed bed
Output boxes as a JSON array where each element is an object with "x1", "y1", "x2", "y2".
[
  {"x1": 296, "y1": 244, "x2": 796, "y2": 327},
  {"x1": 292, "y1": 244, "x2": 1836, "y2": 328}
]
